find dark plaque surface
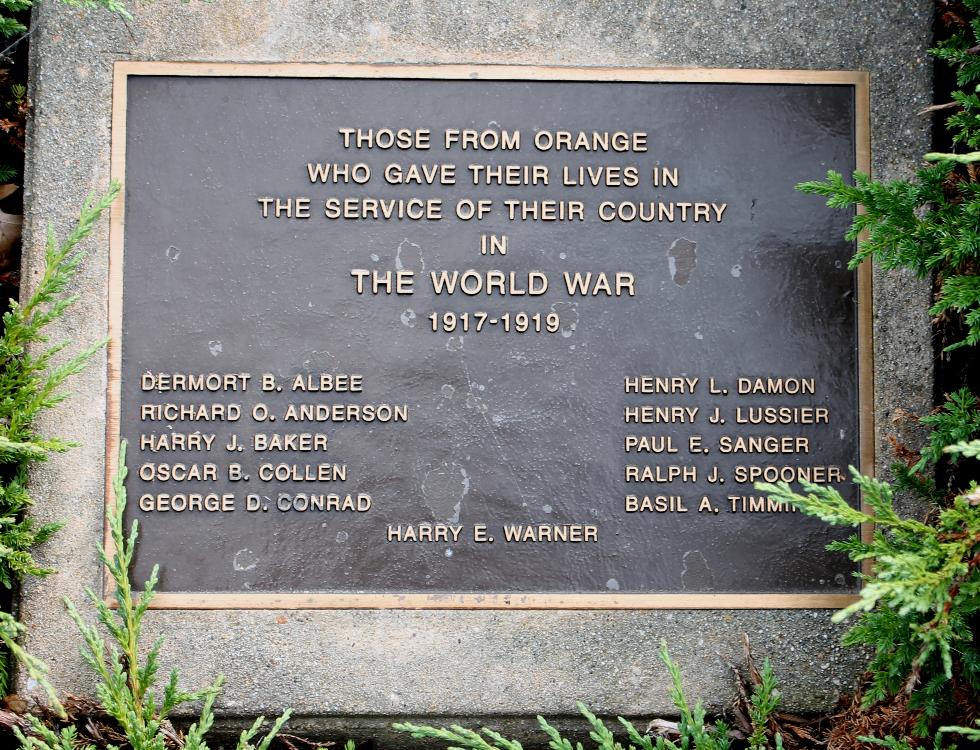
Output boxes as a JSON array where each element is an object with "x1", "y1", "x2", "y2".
[{"x1": 112, "y1": 66, "x2": 869, "y2": 604}]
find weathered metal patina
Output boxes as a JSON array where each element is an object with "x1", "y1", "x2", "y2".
[{"x1": 110, "y1": 65, "x2": 870, "y2": 607}]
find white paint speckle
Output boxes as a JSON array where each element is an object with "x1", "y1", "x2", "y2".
[
  {"x1": 208, "y1": 340, "x2": 223, "y2": 357},
  {"x1": 395, "y1": 238, "x2": 424, "y2": 272},
  {"x1": 542, "y1": 504, "x2": 553, "y2": 514},
  {"x1": 695, "y1": 330, "x2": 704, "y2": 340},
  {"x1": 466, "y1": 393, "x2": 488, "y2": 414},
  {"x1": 559, "y1": 252, "x2": 567, "y2": 260},
  {"x1": 370, "y1": 253, "x2": 380, "y2": 262},
  {"x1": 336, "y1": 531, "x2": 348, "y2": 543},
  {"x1": 445, "y1": 548, "x2": 454, "y2": 558},
  {"x1": 606, "y1": 578, "x2": 620, "y2": 591},
  {"x1": 551, "y1": 301, "x2": 578, "y2": 338},
  {"x1": 730, "y1": 264, "x2": 742, "y2": 278},
  {"x1": 165, "y1": 245, "x2": 181, "y2": 262},
  {"x1": 400, "y1": 308, "x2": 417, "y2": 328},
  {"x1": 421, "y1": 462, "x2": 470, "y2": 523},
  {"x1": 667, "y1": 237, "x2": 697, "y2": 285},
  {"x1": 233, "y1": 548, "x2": 258, "y2": 572}
]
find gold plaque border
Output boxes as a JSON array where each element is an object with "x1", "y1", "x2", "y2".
[{"x1": 106, "y1": 63, "x2": 873, "y2": 610}]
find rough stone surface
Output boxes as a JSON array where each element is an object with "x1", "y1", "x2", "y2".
[{"x1": 17, "y1": 0, "x2": 933, "y2": 742}]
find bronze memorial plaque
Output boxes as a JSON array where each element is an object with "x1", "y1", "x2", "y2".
[{"x1": 107, "y1": 64, "x2": 871, "y2": 608}]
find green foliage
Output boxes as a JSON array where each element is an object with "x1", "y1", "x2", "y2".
[
  {"x1": 881, "y1": 389, "x2": 980, "y2": 509},
  {"x1": 915, "y1": 389, "x2": 980, "y2": 472},
  {"x1": 756, "y1": 440, "x2": 980, "y2": 734},
  {"x1": 0, "y1": 184, "x2": 117, "y2": 599},
  {"x1": 933, "y1": 2, "x2": 980, "y2": 150},
  {"x1": 14, "y1": 718, "x2": 94, "y2": 750},
  {"x1": 9, "y1": 442, "x2": 292, "y2": 750},
  {"x1": 857, "y1": 735, "x2": 944, "y2": 750},
  {"x1": 789, "y1": 8, "x2": 980, "y2": 739},
  {"x1": 945, "y1": 440, "x2": 980, "y2": 459},
  {"x1": 233, "y1": 712, "x2": 294, "y2": 750},
  {"x1": 795, "y1": 2, "x2": 980, "y2": 352},
  {"x1": 0, "y1": 0, "x2": 138, "y2": 184},
  {"x1": 0, "y1": 0, "x2": 31, "y2": 38},
  {"x1": 56, "y1": 0, "x2": 132, "y2": 21},
  {"x1": 67, "y1": 441, "x2": 219, "y2": 750},
  {"x1": 0, "y1": 185, "x2": 120, "y2": 695},
  {"x1": 940, "y1": 720, "x2": 980, "y2": 742},
  {"x1": 393, "y1": 721, "x2": 526, "y2": 750},
  {"x1": 394, "y1": 643, "x2": 783, "y2": 750},
  {"x1": 796, "y1": 166, "x2": 980, "y2": 351},
  {"x1": 0, "y1": 610, "x2": 61, "y2": 713},
  {"x1": 654, "y1": 640, "x2": 731, "y2": 750},
  {"x1": 0, "y1": 0, "x2": 131, "y2": 40},
  {"x1": 746, "y1": 660, "x2": 780, "y2": 750}
]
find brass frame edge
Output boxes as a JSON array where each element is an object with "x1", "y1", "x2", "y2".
[
  {"x1": 104, "y1": 62, "x2": 129, "y2": 598},
  {"x1": 146, "y1": 592, "x2": 858, "y2": 610},
  {"x1": 111, "y1": 61, "x2": 867, "y2": 85}
]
